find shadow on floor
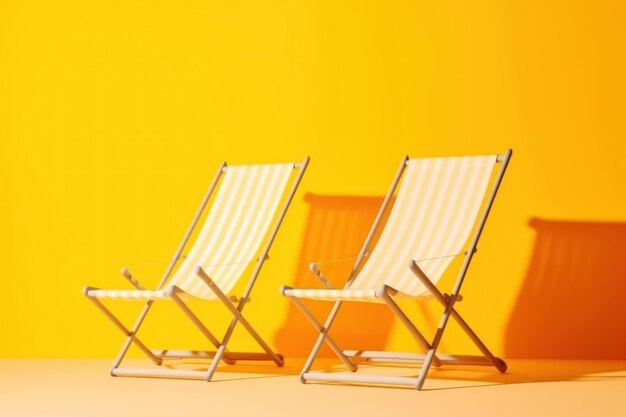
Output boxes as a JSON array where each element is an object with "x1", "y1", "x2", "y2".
[{"x1": 301, "y1": 359, "x2": 626, "y2": 391}]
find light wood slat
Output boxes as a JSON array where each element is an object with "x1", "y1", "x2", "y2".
[
  {"x1": 303, "y1": 372, "x2": 417, "y2": 387},
  {"x1": 112, "y1": 368, "x2": 207, "y2": 380}
]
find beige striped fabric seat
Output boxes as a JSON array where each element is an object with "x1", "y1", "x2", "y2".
[
  {"x1": 87, "y1": 163, "x2": 294, "y2": 301},
  {"x1": 283, "y1": 155, "x2": 497, "y2": 302}
]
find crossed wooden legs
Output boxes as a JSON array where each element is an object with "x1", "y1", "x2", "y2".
[
  {"x1": 286, "y1": 266, "x2": 506, "y2": 390},
  {"x1": 85, "y1": 271, "x2": 283, "y2": 381}
]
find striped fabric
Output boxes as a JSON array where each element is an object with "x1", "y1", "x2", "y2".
[
  {"x1": 281, "y1": 288, "x2": 434, "y2": 303},
  {"x1": 86, "y1": 289, "x2": 170, "y2": 300},
  {"x1": 168, "y1": 163, "x2": 293, "y2": 299},
  {"x1": 89, "y1": 163, "x2": 295, "y2": 301},
  {"x1": 285, "y1": 155, "x2": 497, "y2": 303}
]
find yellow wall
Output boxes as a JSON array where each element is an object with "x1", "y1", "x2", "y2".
[{"x1": 1, "y1": 1, "x2": 624, "y2": 359}]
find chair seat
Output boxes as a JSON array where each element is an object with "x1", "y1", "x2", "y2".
[
  {"x1": 281, "y1": 286, "x2": 432, "y2": 303},
  {"x1": 85, "y1": 287, "x2": 172, "y2": 300}
]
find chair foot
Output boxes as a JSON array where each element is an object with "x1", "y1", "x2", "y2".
[
  {"x1": 495, "y1": 357, "x2": 507, "y2": 373},
  {"x1": 276, "y1": 353, "x2": 285, "y2": 367}
]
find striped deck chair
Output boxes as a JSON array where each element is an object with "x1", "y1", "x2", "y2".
[
  {"x1": 84, "y1": 157, "x2": 309, "y2": 381},
  {"x1": 281, "y1": 150, "x2": 512, "y2": 390}
]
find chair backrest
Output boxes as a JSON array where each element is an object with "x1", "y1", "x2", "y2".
[
  {"x1": 167, "y1": 162, "x2": 297, "y2": 300},
  {"x1": 349, "y1": 155, "x2": 498, "y2": 296}
]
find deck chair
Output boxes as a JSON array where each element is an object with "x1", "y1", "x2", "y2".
[
  {"x1": 84, "y1": 157, "x2": 309, "y2": 381},
  {"x1": 281, "y1": 150, "x2": 512, "y2": 390}
]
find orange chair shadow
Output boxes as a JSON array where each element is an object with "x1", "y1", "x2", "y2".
[
  {"x1": 275, "y1": 193, "x2": 395, "y2": 358},
  {"x1": 504, "y1": 218, "x2": 626, "y2": 360}
]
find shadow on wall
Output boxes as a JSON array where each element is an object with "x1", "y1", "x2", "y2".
[
  {"x1": 275, "y1": 194, "x2": 394, "y2": 358},
  {"x1": 505, "y1": 218, "x2": 626, "y2": 359}
]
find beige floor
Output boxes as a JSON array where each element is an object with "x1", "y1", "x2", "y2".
[{"x1": 0, "y1": 358, "x2": 624, "y2": 417}]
